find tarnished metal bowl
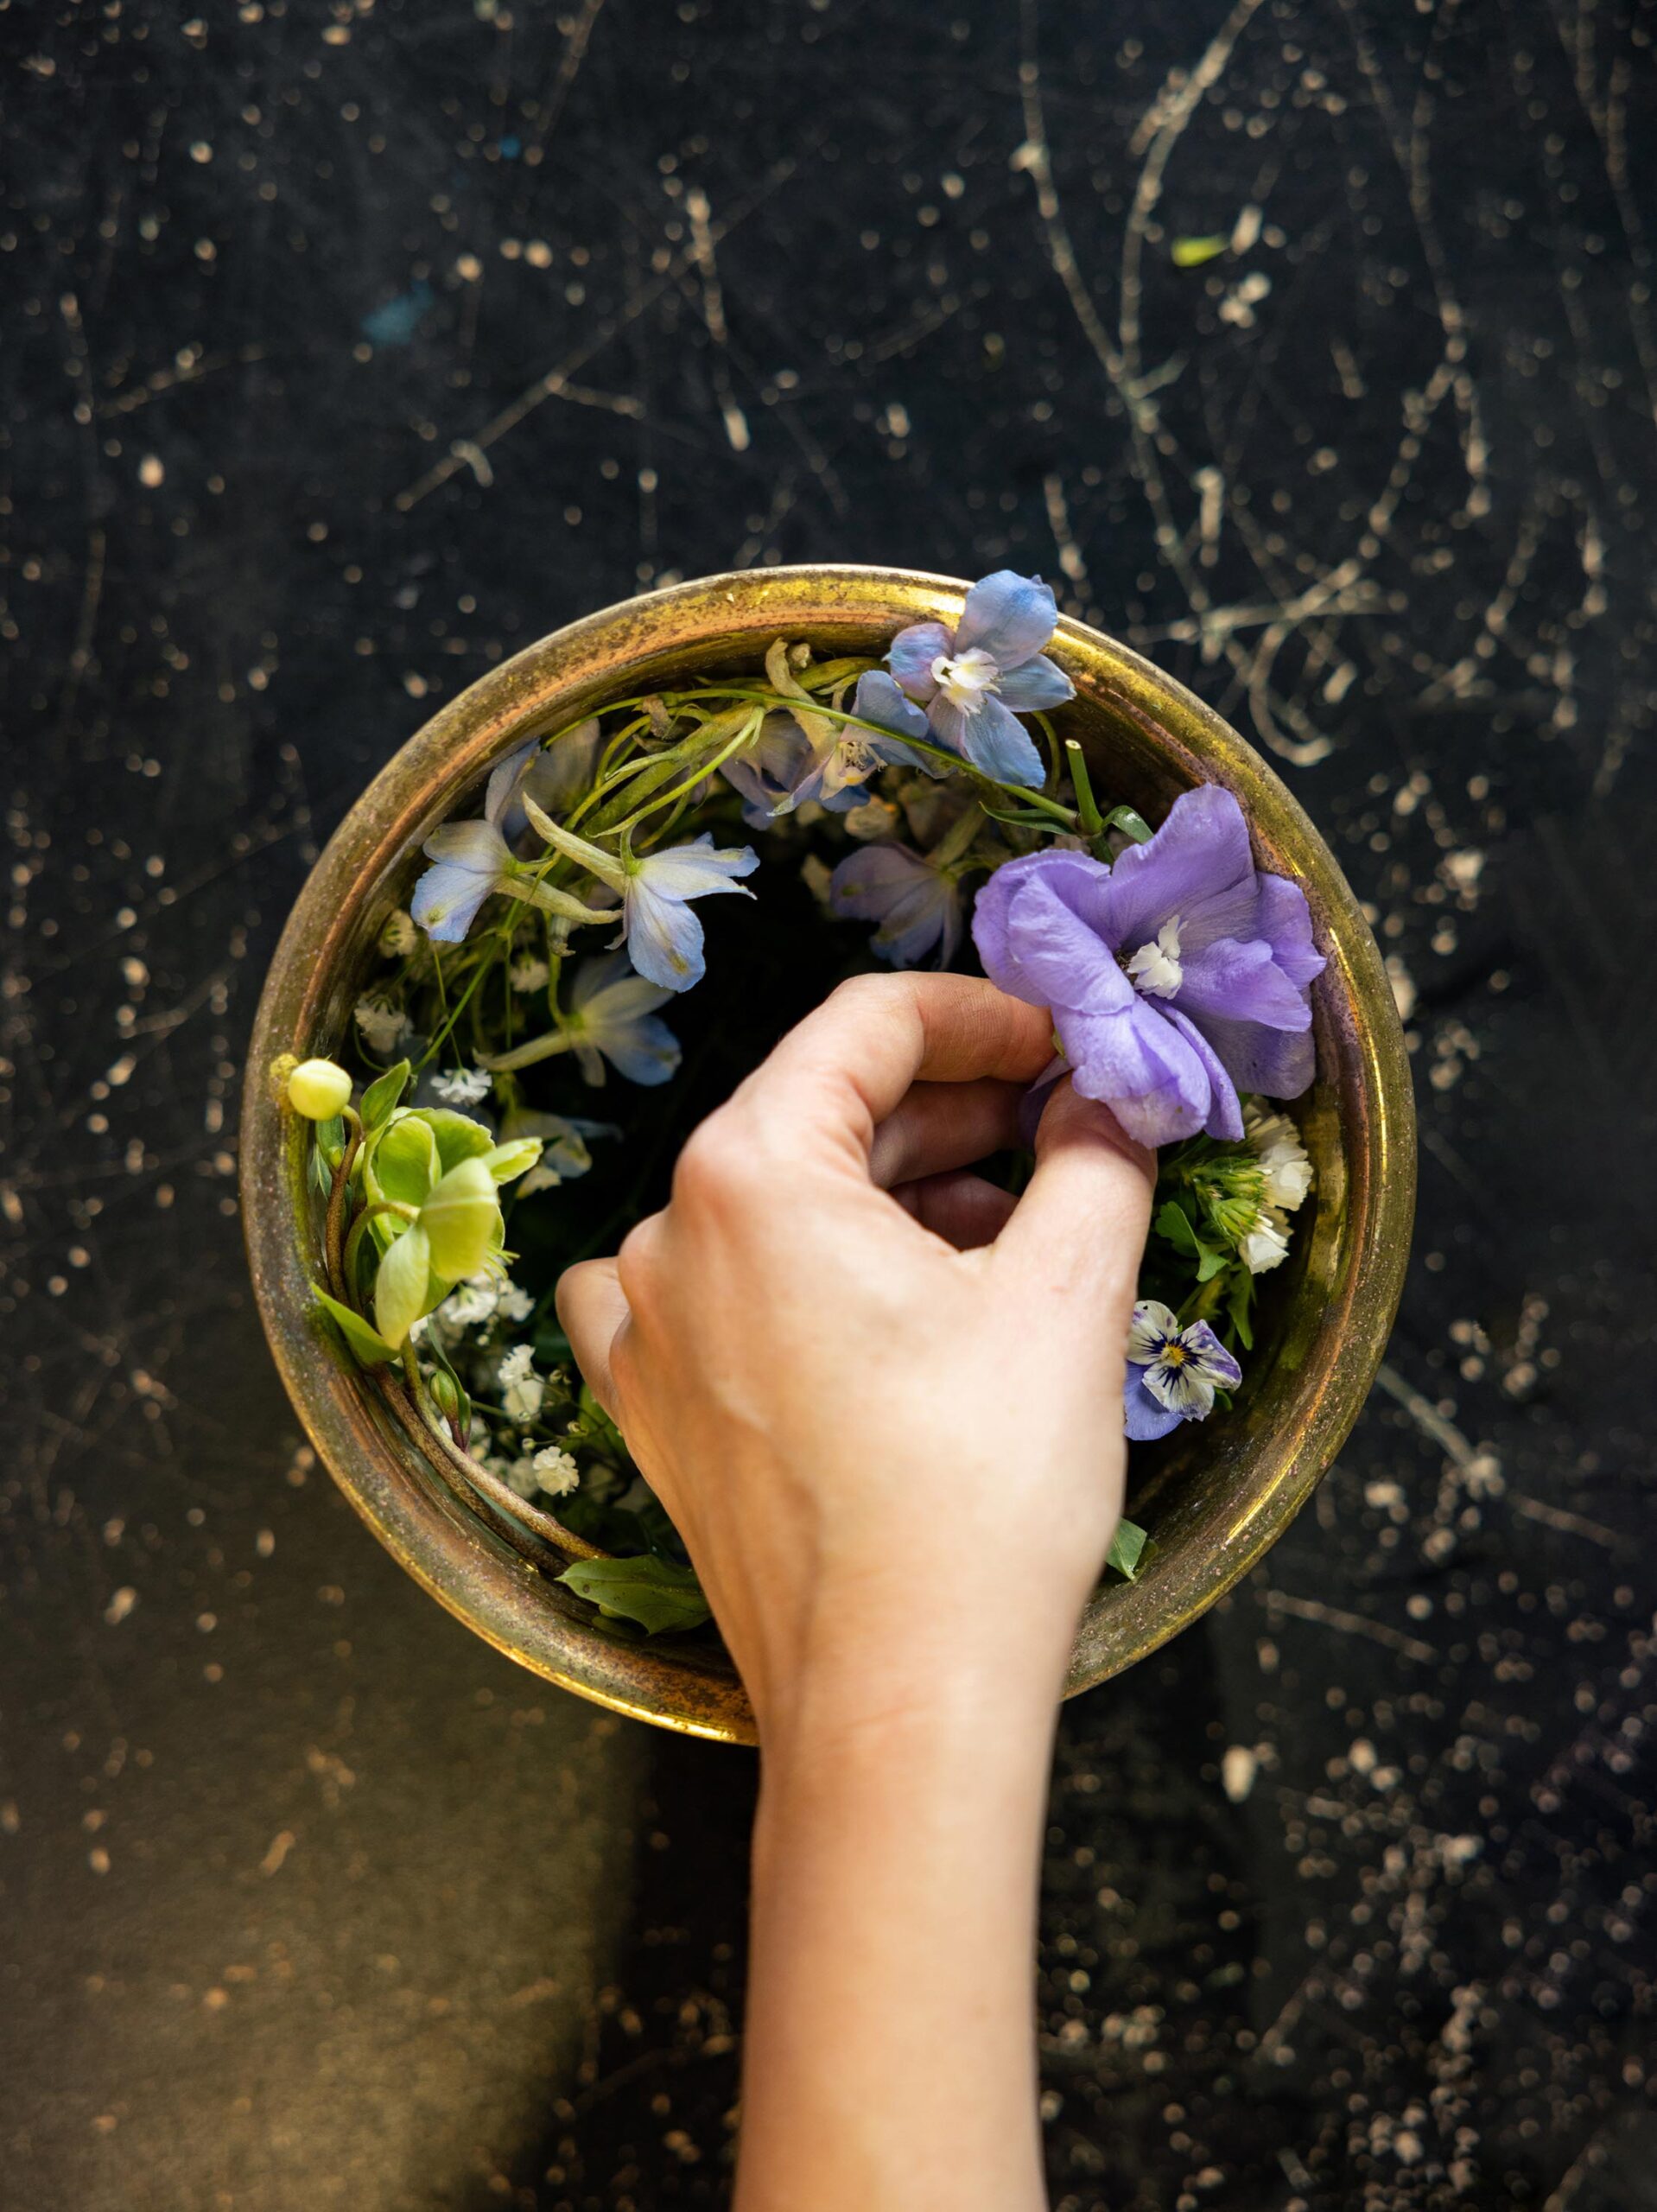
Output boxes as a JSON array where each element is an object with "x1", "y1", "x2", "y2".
[{"x1": 241, "y1": 565, "x2": 1414, "y2": 1745}]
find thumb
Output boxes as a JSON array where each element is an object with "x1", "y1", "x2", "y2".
[{"x1": 993, "y1": 1077, "x2": 1155, "y2": 1311}]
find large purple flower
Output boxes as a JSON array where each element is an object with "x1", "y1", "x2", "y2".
[
  {"x1": 886, "y1": 570, "x2": 1074, "y2": 789},
  {"x1": 972, "y1": 785, "x2": 1325, "y2": 1147}
]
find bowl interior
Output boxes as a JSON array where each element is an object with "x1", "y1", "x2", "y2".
[{"x1": 242, "y1": 566, "x2": 1413, "y2": 1744}]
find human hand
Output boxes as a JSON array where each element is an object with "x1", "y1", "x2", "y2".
[{"x1": 557, "y1": 971, "x2": 1154, "y2": 1745}]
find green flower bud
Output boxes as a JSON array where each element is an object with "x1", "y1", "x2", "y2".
[
  {"x1": 428, "y1": 1368, "x2": 464, "y2": 1423},
  {"x1": 288, "y1": 1058, "x2": 353, "y2": 1120}
]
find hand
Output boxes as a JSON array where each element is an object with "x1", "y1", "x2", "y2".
[
  {"x1": 559, "y1": 972, "x2": 1154, "y2": 2212},
  {"x1": 556, "y1": 970, "x2": 1153, "y2": 1744}
]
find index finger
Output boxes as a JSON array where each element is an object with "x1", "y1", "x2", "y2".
[{"x1": 729, "y1": 972, "x2": 1056, "y2": 1163}]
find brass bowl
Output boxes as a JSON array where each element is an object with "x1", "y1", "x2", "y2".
[{"x1": 241, "y1": 565, "x2": 1414, "y2": 1745}]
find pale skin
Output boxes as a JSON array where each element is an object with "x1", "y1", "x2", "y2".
[{"x1": 557, "y1": 972, "x2": 1154, "y2": 2212}]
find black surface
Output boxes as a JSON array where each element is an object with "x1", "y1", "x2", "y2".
[{"x1": 6, "y1": 2, "x2": 1657, "y2": 2206}]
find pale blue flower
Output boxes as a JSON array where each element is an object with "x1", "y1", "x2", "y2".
[
  {"x1": 523, "y1": 802, "x2": 758, "y2": 992},
  {"x1": 886, "y1": 570, "x2": 1074, "y2": 788},
  {"x1": 830, "y1": 842, "x2": 964, "y2": 968},
  {"x1": 410, "y1": 820, "x2": 520, "y2": 943},
  {"x1": 1123, "y1": 1299, "x2": 1242, "y2": 1441},
  {"x1": 563, "y1": 952, "x2": 682, "y2": 1085}
]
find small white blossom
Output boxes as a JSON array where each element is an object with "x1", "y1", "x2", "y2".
[
  {"x1": 1238, "y1": 1207, "x2": 1292, "y2": 1274},
  {"x1": 431, "y1": 1064, "x2": 493, "y2": 1106},
  {"x1": 530, "y1": 1445, "x2": 581, "y2": 1497},
  {"x1": 498, "y1": 1342, "x2": 543, "y2": 1421},
  {"x1": 354, "y1": 996, "x2": 410, "y2": 1055},
  {"x1": 379, "y1": 909, "x2": 417, "y2": 958},
  {"x1": 510, "y1": 956, "x2": 549, "y2": 994},
  {"x1": 1244, "y1": 1103, "x2": 1313, "y2": 1212},
  {"x1": 495, "y1": 1281, "x2": 535, "y2": 1323},
  {"x1": 498, "y1": 1344, "x2": 535, "y2": 1384},
  {"x1": 504, "y1": 1454, "x2": 543, "y2": 1500}
]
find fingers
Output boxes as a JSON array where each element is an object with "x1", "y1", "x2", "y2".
[
  {"x1": 867, "y1": 1077, "x2": 1025, "y2": 1191},
  {"x1": 554, "y1": 1256, "x2": 632, "y2": 1421},
  {"x1": 991, "y1": 1077, "x2": 1155, "y2": 1306},
  {"x1": 733, "y1": 973, "x2": 1055, "y2": 1165},
  {"x1": 890, "y1": 1170, "x2": 1019, "y2": 1250}
]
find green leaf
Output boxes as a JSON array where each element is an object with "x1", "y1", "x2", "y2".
[
  {"x1": 1107, "y1": 1517, "x2": 1149, "y2": 1581},
  {"x1": 419, "y1": 1156, "x2": 501, "y2": 1280},
  {"x1": 480, "y1": 1136, "x2": 543, "y2": 1185},
  {"x1": 367, "y1": 1112, "x2": 438, "y2": 1209},
  {"x1": 374, "y1": 1221, "x2": 432, "y2": 1349},
  {"x1": 1195, "y1": 1244, "x2": 1228, "y2": 1284},
  {"x1": 422, "y1": 1108, "x2": 497, "y2": 1175},
  {"x1": 1226, "y1": 1268, "x2": 1255, "y2": 1352},
  {"x1": 1154, "y1": 1199, "x2": 1201, "y2": 1255},
  {"x1": 360, "y1": 1058, "x2": 411, "y2": 1131},
  {"x1": 314, "y1": 1288, "x2": 397, "y2": 1367},
  {"x1": 558, "y1": 1554, "x2": 712, "y2": 1636},
  {"x1": 1101, "y1": 804, "x2": 1153, "y2": 844},
  {"x1": 1171, "y1": 235, "x2": 1227, "y2": 268}
]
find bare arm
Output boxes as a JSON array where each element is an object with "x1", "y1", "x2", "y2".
[{"x1": 558, "y1": 973, "x2": 1153, "y2": 2212}]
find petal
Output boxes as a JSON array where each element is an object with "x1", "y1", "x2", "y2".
[
  {"x1": 1145, "y1": 1359, "x2": 1216, "y2": 1419},
  {"x1": 1182, "y1": 1319, "x2": 1243, "y2": 1392},
  {"x1": 485, "y1": 740, "x2": 539, "y2": 830},
  {"x1": 422, "y1": 818, "x2": 511, "y2": 874},
  {"x1": 599, "y1": 1013, "x2": 682, "y2": 1086},
  {"x1": 1124, "y1": 1364, "x2": 1185, "y2": 1440},
  {"x1": 931, "y1": 693, "x2": 1044, "y2": 787},
  {"x1": 1160, "y1": 1007, "x2": 1244, "y2": 1141},
  {"x1": 411, "y1": 861, "x2": 496, "y2": 943},
  {"x1": 1127, "y1": 1300, "x2": 1179, "y2": 1363},
  {"x1": 886, "y1": 620, "x2": 953, "y2": 702},
  {"x1": 636, "y1": 835, "x2": 760, "y2": 899},
  {"x1": 953, "y1": 570, "x2": 1058, "y2": 669},
  {"x1": 527, "y1": 717, "x2": 604, "y2": 813},
  {"x1": 1176, "y1": 936, "x2": 1313, "y2": 1032},
  {"x1": 853, "y1": 668, "x2": 932, "y2": 747},
  {"x1": 975, "y1": 864, "x2": 1135, "y2": 1015},
  {"x1": 1058, "y1": 997, "x2": 1214, "y2": 1147},
  {"x1": 830, "y1": 842, "x2": 930, "y2": 915},
  {"x1": 1256, "y1": 871, "x2": 1327, "y2": 989},
  {"x1": 621, "y1": 881, "x2": 708, "y2": 991},
  {"x1": 1186, "y1": 1010, "x2": 1317, "y2": 1101},
  {"x1": 1095, "y1": 785, "x2": 1259, "y2": 957},
  {"x1": 1015, "y1": 1057, "x2": 1068, "y2": 1148},
  {"x1": 993, "y1": 652, "x2": 1075, "y2": 712}
]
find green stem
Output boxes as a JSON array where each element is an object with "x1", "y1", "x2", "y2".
[
  {"x1": 323, "y1": 1109, "x2": 364, "y2": 1299},
  {"x1": 343, "y1": 1200, "x2": 420, "y2": 1291}
]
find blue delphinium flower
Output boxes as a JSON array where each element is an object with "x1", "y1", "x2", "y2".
[
  {"x1": 410, "y1": 819, "x2": 524, "y2": 943},
  {"x1": 972, "y1": 785, "x2": 1325, "y2": 1148},
  {"x1": 1123, "y1": 1299, "x2": 1242, "y2": 1440},
  {"x1": 524, "y1": 803, "x2": 759, "y2": 992},
  {"x1": 886, "y1": 570, "x2": 1074, "y2": 788},
  {"x1": 725, "y1": 674, "x2": 933, "y2": 828},
  {"x1": 562, "y1": 953, "x2": 682, "y2": 1084},
  {"x1": 829, "y1": 842, "x2": 964, "y2": 968}
]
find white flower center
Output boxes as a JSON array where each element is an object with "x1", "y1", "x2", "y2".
[
  {"x1": 1126, "y1": 916, "x2": 1184, "y2": 999},
  {"x1": 930, "y1": 646, "x2": 1000, "y2": 712}
]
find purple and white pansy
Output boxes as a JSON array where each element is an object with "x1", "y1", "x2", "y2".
[{"x1": 1123, "y1": 1301, "x2": 1244, "y2": 1441}]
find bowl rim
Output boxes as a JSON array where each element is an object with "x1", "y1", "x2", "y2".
[{"x1": 241, "y1": 563, "x2": 1415, "y2": 1745}]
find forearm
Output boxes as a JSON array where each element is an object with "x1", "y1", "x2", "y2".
[{"x1": 735, "y1": 1665, "x2": 1062, "y2": 2212}]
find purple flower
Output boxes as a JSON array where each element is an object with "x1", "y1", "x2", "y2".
[
  {"x1": 724, "y1": 675, "x2": 933, "y2": 829},
  {"x1": 972, "y1": 785, "x2": 1325, "y2": 1147},
  {"x1": 886, "y1": 570, "x2": 1074, "y2": 789},
  {"x1": 1123, "y1": 1300, "x2": 1243, "y2": 1440},
  {"x1": 830, "y1": 842, "x2": 963, "y2": 968}
]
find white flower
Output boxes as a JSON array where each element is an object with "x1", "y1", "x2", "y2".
[
  {"x1": 495, "y1": 1281, "x2": 535, "y2": 1323},
  {"x1": 1125, "y1": 916, "x2": 1184, "y2": 999},
  {"x1": 439, "y1": 1278, "x2": 499, "y2": 1329},
  {"x1": 354, "y1": 996, "x2": 410, "y2": 1055},
  {"x1": 431, "y1": 1064, "x2": 493, "y2": 1106},
  {"x1": 1238, "y1": 1207, "x2": 1292, "y2": 1274},
  {"x1": 530, "y1": 1445, "x2": 581, "y2": 1497},
  {"x1": 504, "y1": 1454, "x2": 543, "y2": 1500},
  {"x1": 510, "y1": 956, "x2": 549, "y2": 994},
  {"x1": 498, "y1": 1343, "x2": 543, "y2": 1420},
  {"x1": 1244, "y1": 1103, "x2": 1312, "y2": 1211},
  {"x1": 379, "y1": 909, "x2": 417, "y2": 958}
]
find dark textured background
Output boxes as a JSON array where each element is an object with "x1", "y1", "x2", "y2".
[{"x1": 6, "y1": 2, "x2": 1657, "y2": 2206}]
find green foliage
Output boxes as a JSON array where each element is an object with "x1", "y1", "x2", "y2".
[
  {"x1": 558, "y1": 1554, "x2": 712, "y2": 1635},
  {"x1": 1107, "y1": 1517, "x2": 1150, "y2": 1581},
  {"x1": 359, "y1": 1057, "x2": 411, "y2": 1131},
  {"x1": 314, "y1": 1288, "x2": 397, "y2": 1366}
]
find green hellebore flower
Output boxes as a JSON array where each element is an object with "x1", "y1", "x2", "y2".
[{"x1": 288, "y1": 1058, "x2": 352, "y2": 1120}]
